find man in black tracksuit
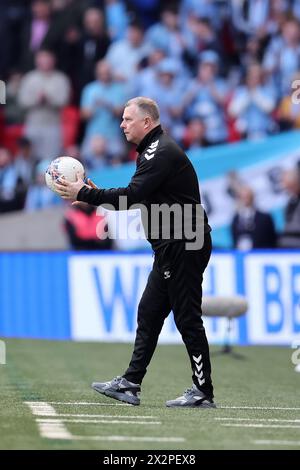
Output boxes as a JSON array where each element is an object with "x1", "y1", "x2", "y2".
[{"x1": 55, "y1": 97, "x2": 215, "y2": 408}]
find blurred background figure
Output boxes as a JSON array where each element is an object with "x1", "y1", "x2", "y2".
[
  {"x1": 145, "y1": 5, "x2": 184, "y2": 59},
  {"x1": 12, "y1": 136, "x2": 35, "y2": 204},
  {"x1": 25, "y1": 159, "x2": 62, "y2": 211},
  {"x1": 129, "y1": 46, "x2": 167, "y2": 97},
  {"x1": 263, "y1": 18, "x2": 300, "y2": 96},
  {"x1": 5, "y1": 71, "x2": 26, "y2": 126},
  {"x1": 83, "y1": 135, "x2": 117, "y2": 170},
  {"x1": 228, "y1": 63, "x2": 277, "y2": 140},
  {"x1": 137, "y1": 57, "x2": 186, "y2": 140},
  {"x1": 105, "y1": 21, "x2": 150, "y2": 81},
  {"x1": 183, "y1": 16, "x2": 220, "y2": 72},
  {"x1": 80, "y1": 60, "x2": 127, "y2": 158},
  {"x1": 231, "y1": 185, "x2": 277, "y2": 250},
  {"x1": 77, "y1": 7, "x2": 111, "y2": 92},
  {"x1": 278, "y1": 167, "x2": 300, "y2": 248},
  {"x1": 19, "y1": 0, "x2": 54, "y2": 72},
  {"x1": 0, "y1": 147, "x2": 24, "y2": 213},
  {"x1": 104, "y1": 0, "x2": 129, "y2": 41},
  {"x1": 64, "y1": 203, "x2": 113, "y2": 250},
  {"x1": 278, "y1": 71, "x2": 300, "y2": 131},
  {"x1": 182, "y1": 50, "x2": 229, "y2": 145},
  {"x1": 181, "y1": 116, "x2": 208, "y2": 153},
  {"x1": 18, "y1": 49, "x2": 70, "y2": 160}
]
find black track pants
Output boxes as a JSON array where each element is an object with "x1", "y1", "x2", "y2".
[{"x1": 123, "y1": 233, "x2": 213, "y2": 398}]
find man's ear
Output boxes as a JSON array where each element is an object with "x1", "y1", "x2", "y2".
[{"x1": 144, "y1": 117, "x2": 151, "y2": 129}]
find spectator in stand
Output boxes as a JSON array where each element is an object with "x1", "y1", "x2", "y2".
[
  {"x1": 0, "y1": 147, "x2": 24, "y2": 213},
  {"x1": 263, "y1": 18, "x2": 300, "y2": 96},
  {"x1": 25, "y1": 159, "x2": 62, "y2": 211},
  {"x1": 64, "y1": 202, "x2": 113, "y2": 250},
  {"x1": 126, "y1": 0, "x2": 160, "y2": 29},
  {"x1": 231, "y1": 0, "x2": 271, "y2": 37},
  {"x1": 180, "y1": 0, "x2": 221, "y2": 30},
  {"x1": 104, "y1": 0, "x2": 129, "y2": 41},
  {"x1": 129, "y1": 46, "x2": 167, "y2": 97},
  {"x1": 18, "y1": 49, "x2": 71, "y2": 160},
  {"x1": 13, "y1": 137, "x2": 35, "y2": 191},
  {"x1": 137, "y1": 58, "x2": 187, "y2": 140},
  {"x1": 278, "y1": 167, "x2": 300, "y2": 248},
  {"x1": 240, "y1": 35, "x2": 265, "y2": 74},
  {"x1": 278, "y1": 71, "x2": 300, "y2": 130},
  {"x1": 145, "y1": 6, "x2": 185, "y2": 59},
  {"x1": 263, "y1": 0, "x2": 288, "y2": 39},
  {"x1": 183, "y1": 16, "x2": 220, "y2": 72},
  {"x1": 181, "y1": 116, "x2": 209, "y2": 153},
  {"x1": 19, "y1": 0, "x2": 54, "y2": 71},
  {"x1": 228, "y1": 63, "x2": 277, "y2": 140},
  {"x1": 80, "y1": 60, "x2": 127, "y2": 158},
  {"x1": 105, "y1": 21, "x2": 150, "y2": 81},
  {"x1": 293, "y1": 0, "x2": 300, "y2": 21},
  {"x1": 50, "y1": 0, "x2": 93, "y2": 102},
  {"x1": 231, "y1": 185, "x2": 277, "y2": 250},
  {"x1": 5, "y1": 71, "x2": 26, "y2": 125},
  {"x1": 182, "y1": 50, "x2": 229, "y2": 145},
  {"x1": 77, "y1": 7, "x2": 111, "y2": 91},
  {"x1": 0, "y1": 0, "x2": 32, "y2": 78},
  {"x1": 83, "y1": 135, "x2": 117, "y2": 170}
]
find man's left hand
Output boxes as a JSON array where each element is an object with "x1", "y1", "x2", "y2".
[{"x1": 54, "y1": 172, "x2": 86, "y2": 201}]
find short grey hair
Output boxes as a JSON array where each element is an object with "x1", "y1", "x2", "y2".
[{"x1": 125, "y1": 97, "x2": 160, "y2": 123}]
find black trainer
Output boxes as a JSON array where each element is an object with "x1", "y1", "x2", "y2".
[
  {"x1": 92, "y1": 376, "x2": 141, "y2": 406},
  {"x1": 166, "y1": 384, "x2": 216, "y2": 408}
]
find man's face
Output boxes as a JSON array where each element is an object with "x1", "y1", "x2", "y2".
[
  {"x1": 120, "y1": 104, "x2": 148, "y2": 145},
  {"x1": 35, "y1": 51, "x2": 55, "y2": 72},
  {"x1": 96, "y1": 61, "x2": 111, "y2": 83}
]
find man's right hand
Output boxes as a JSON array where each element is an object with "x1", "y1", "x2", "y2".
[{"x1": 71, "y1": 178, "x2": 98, "y2": 206}]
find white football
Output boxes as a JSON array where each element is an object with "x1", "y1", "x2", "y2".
[{"x1": 45, "y1": 156, "x2": 85, "y2": 193}]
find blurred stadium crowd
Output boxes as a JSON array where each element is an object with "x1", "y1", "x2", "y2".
[{"x1": 1, "y1": 0, "x2": 300, "y2": 249}]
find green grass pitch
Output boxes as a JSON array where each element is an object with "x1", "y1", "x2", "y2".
[{"x1": 0, "y1": 338, "x2": 299, "y2": 450}]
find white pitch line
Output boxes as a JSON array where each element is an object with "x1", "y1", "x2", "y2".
[
  {"x1": 25, "y1": 400, "x2": 184, "y2": 443},
  {"x1": 216, "y1": 417, "x2": 300, "y2": 423},
  {"x1": 221, "y1": 423, "x2": 300, "y2": 429},
  {"x1": 219, "y1": 406, "x2": 300, "y2": 410},
  {"x1": 37, "y1": 418, "x2": 161, "y2": 425},
  {"x1": 254, "y1": 440, "x2": 300, "y2": 447},
  {"x1": 25, "y1": 401, "x2": 58, "y2": 416},
  {"x1": 25, "y1": 402, "x2": 73, "y2": 439},
  {"x1": 48, "y1": 402, "x2": 130, "y2": 406},
  {"x1": 38, "y1": 421, "x2": 73, "y2": 440},
  {"x1": 73, "y1": 435, "x2": 185, "y2": 443},
  {"x1": 44, "y1": 413, "x2": 156, "y2": 419}
]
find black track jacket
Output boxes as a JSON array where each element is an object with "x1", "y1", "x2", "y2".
[{"x1": 77, "y1": 125, "x2": 211, "y2": 251}]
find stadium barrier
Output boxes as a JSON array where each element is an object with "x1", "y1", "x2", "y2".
[{"x1": 0, "y1": 250, "x2": 299, "y2": 345}]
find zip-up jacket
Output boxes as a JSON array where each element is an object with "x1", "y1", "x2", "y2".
[{"x1": 77, "y1": 125, "x2": 211, "y2": 251}]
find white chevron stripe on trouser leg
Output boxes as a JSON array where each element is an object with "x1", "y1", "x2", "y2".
[{"x1": 192, "y1": 354, "x2": 205, "y2": 386}]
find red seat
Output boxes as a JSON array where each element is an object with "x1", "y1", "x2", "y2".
[
  {"x1": 61, "y1": 106, "x2": 80, "y2": 148},
  {"x1": 2, "y1": 124, "x2": 24, "y2": 155}
]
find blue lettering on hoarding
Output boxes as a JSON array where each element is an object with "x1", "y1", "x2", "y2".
[
  {"x1": 92, "y1": 265, "x2": 142, "y2": 332},
  {"x1": 263, "y1": 265, "x2": 284, "y2": 333},
  {"x1": 291, "y1": 265, "x2": 300, "y2": 333}
]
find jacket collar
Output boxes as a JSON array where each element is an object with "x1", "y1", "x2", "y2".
[{"x1": 136, "y1": 125, "x2": 163, "y2": 154}]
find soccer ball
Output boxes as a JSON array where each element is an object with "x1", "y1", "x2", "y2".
[{"x1": 45, "y1": 156, "x2": 85, "y2": 193}]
